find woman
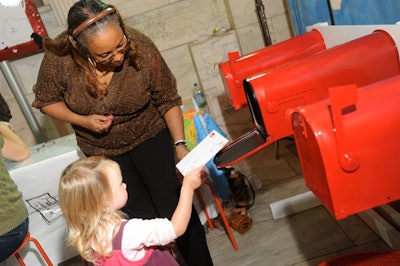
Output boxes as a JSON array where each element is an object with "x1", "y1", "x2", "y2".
[
  {"x1": 0, "y1": 121, "x2": 30, "y2": 262},
  {"x1": 32, "y1": 0, "x2": 213, "y2": 265}
]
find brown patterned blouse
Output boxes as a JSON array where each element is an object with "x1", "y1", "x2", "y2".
[{"x1": 32, "y1": 27, "x2": 181, "y2": 157}]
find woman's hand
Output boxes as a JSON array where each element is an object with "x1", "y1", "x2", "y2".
[
  {"x1": 175, "y1": 144, "x2": 190, "y2": 161},
  {"x1": 41, "y1": 103, "x2": 114, "y2": 134},
  {"x1": 84, "y1": 114, "x2": 114, "y2": 133}
]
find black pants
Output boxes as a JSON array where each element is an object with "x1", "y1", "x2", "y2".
[{"x1": 111, "y1": 128, "x2": 213, "y2": 266}]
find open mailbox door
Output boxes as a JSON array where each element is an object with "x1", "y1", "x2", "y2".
[
  {"x1": 214, "y1": 30, "x2": 400, "y2": 167},
  {"x1": 213, "y1": 80, "x2": 269, "y2": 166}
]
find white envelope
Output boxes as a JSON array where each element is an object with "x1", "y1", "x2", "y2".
[{"x1": 176, "y1": 130, "x2": 228, "y2": 176}]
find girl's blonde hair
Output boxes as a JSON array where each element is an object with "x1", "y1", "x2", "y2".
[{"x1": 59, "y1": 156, "x2": 125, "y2": 262}]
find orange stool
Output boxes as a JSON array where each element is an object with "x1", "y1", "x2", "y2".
[
  {"x1": 196, "y1": 180, "x2": 239, "y2": 251},
  {"x1": 8, "y1": 231, "x2": 53, "y2": 266}
]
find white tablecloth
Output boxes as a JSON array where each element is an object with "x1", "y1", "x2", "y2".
[{"x1": 3, "y1": 134, "x2": 83, "y2": 266}]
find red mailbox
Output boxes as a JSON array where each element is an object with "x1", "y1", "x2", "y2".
[
  {"x1": 219, "y1": 29, "x2": 326, "y2": 110},
  {"x1": 290, "y1": 76, "x2": 400, "y2": 220},
  {"x1": 214, "y1": 30, "x2": 400, "y2": 167}
]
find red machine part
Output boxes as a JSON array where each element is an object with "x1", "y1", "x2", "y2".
[
  {"x1": 291, "y1": 76, "x2": 400, "y2": 220},
  {"x1": 218, "y1": 29, "x2": 326, "y2": 110},
  {"x1": 0, "y1": 1, "x2": 48, "y2": 61},
  {"x1": 214, "y1": 30, "x2": 400, "y2": 167}
]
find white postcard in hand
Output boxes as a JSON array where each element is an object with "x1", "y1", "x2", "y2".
[{"x1": 176, "y1": 130, "x2": 228, "y2": 176}]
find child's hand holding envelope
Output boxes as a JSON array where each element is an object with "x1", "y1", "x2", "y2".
[{"x1": 176, "y1": 130, "x2": 228, "y2": 176}]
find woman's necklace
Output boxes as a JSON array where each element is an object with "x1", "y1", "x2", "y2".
[
  {"x1": 88, "y1": 58, "x2": 114, "y2": 87},
  {"x1": 95, "y1": 68, "x2": 108, "y2": 77},
  {"x1": 95, "y1": 68, "x2": 114, "y2": 87}
]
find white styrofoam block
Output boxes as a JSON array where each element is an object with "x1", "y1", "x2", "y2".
[{"x1": 269, "y1": 191, "x2": 321, "y2": 220}]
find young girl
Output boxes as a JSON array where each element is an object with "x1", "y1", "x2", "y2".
[{"x1": 58, "y1": 156, "x2": 204, "y2": 265}]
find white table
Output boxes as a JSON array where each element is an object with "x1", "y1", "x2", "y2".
[{"x1": 3, "y1": 134, "x2": 84, "y2": 266}]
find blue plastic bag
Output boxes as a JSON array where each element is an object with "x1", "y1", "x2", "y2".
[{"x1": 194, "y1": 113, "x2": 230, "y2": 200}]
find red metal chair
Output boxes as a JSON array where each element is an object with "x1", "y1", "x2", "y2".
[
  {"x1": 177, "y1": 169, "x2": 239, "y2": 251},
  {"x1": 7, "y1": 231, "x2": 53, "y2": 266},
  {"x1": 196, "y1": 180, "x2": 239, "y2": 251}
]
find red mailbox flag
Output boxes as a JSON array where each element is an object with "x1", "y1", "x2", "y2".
[{"x1": 329, "y1": 85, "x2": 359, "y2": 172}]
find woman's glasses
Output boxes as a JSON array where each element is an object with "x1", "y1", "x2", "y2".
[{"x1": 91, "y1": 35, "x2": 130, "y2": 64}]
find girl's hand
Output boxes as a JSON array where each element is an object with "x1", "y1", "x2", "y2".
[{"x1": 182, "y1": 165, "x2": 204, "y2": 190}]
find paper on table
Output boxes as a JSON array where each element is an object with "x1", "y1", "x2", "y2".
[{"x1": 176, "y1": 130, "x2": 228, "y2": 176}]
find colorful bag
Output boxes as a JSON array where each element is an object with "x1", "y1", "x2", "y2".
[{"x1": 182, "y1": 106, "x2": 230, "y2": 201}]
